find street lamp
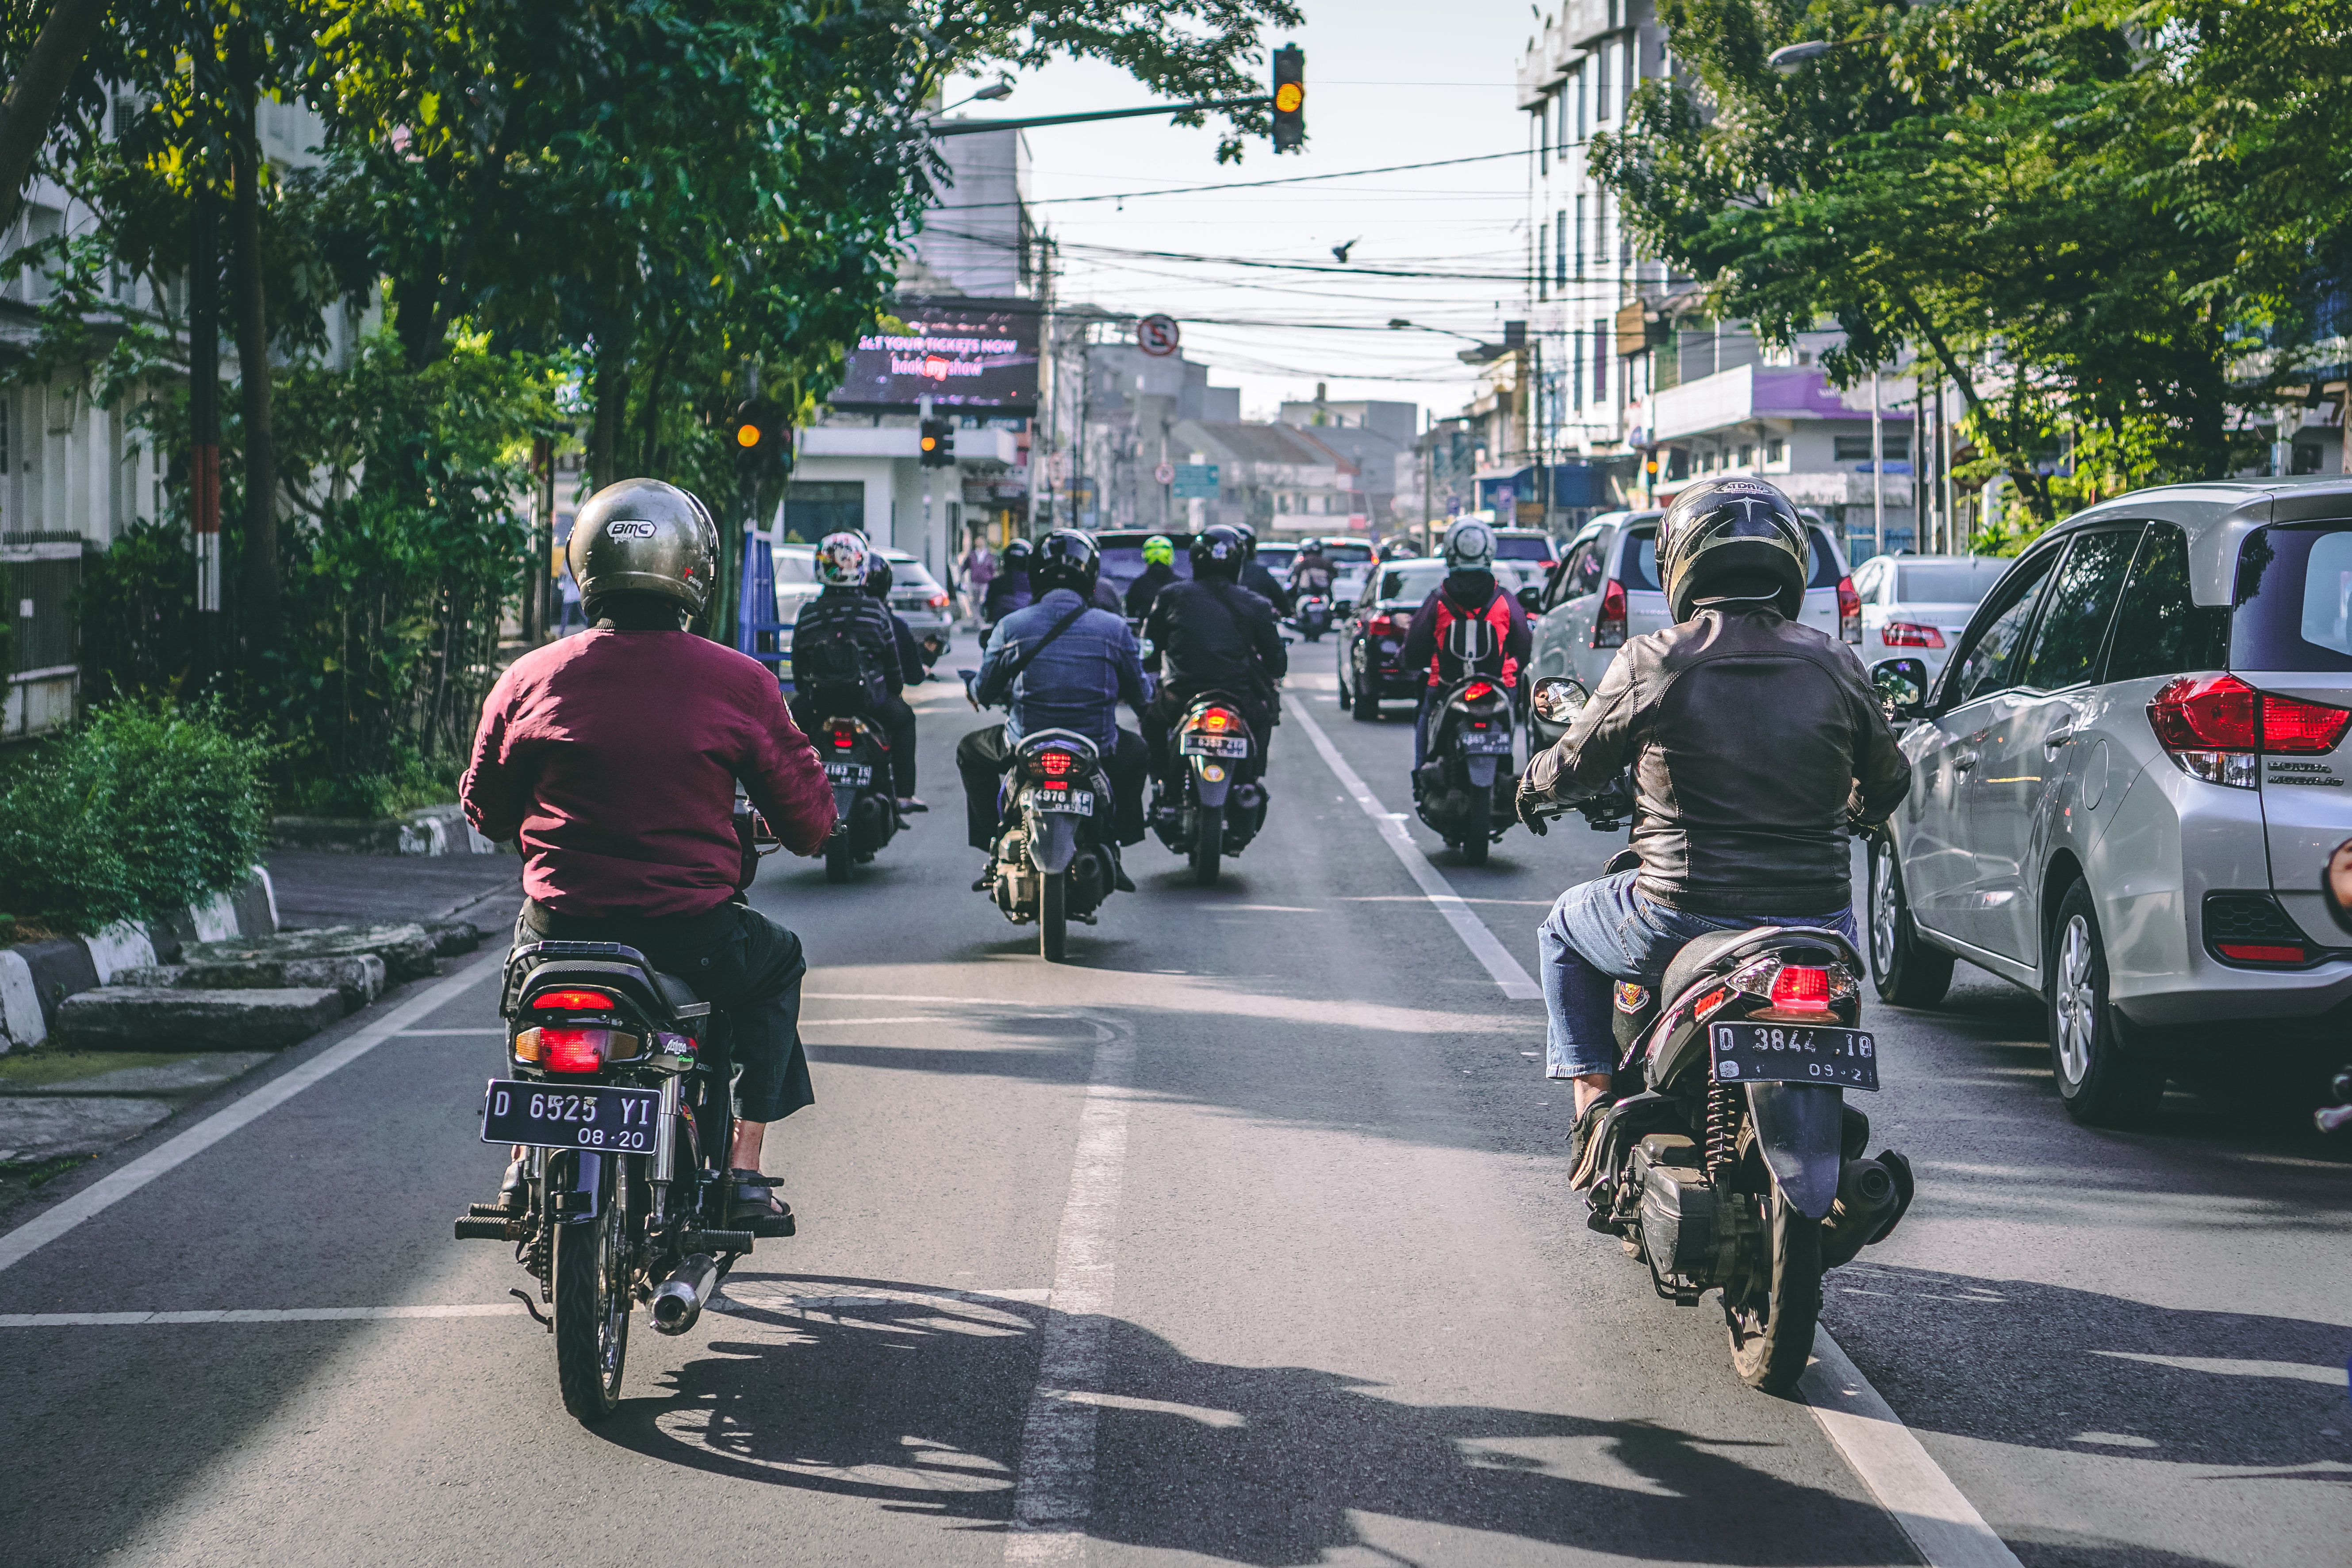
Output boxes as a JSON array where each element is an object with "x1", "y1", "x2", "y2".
[
  {"x1": 934, "y1": 78, "x2": 1015, "y2": 114},
  {"x1": 1767, "y1": 36, "x2": 1882, "y2": 73}
]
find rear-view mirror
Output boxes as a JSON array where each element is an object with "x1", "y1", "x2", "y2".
[
  {"x1": 1530, "y1": 675, "x2": 1591, "y2": 727},
  {"x1": 1516, "y1": 585, "x2": 1545, "y2": 614},
  {"x1": 1870, "y1": 657, "x2": 1929, "y2": 721}
]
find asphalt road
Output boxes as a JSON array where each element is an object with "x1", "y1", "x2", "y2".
[{"x1": 2, "y1": 659, "x2": 2346, "y2": 1567}]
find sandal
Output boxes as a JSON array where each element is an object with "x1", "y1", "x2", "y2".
[{"x1": 725, "y1": 1169, "x2": 798, "y2": 1238}]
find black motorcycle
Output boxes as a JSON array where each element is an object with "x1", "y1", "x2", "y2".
[
  {"x1": 456, "y1": 939, "x2": 772, "y2": 1423},
  {"x1": 1293, "y1": 592, "x2": 1333, "y2": 642},
  {"x1": 1152, "y1": 689, "x2": 1268, "y2": 886},
  {"x1": 1413, "y1": 674, "x2": 1517, "y2": 866},
  {"x1": 812, "y1": 712, "x2": 900, "y2": 882},
  {"x1": 1531, "y1": 675, "x2": 1916, "y2": 1394},
  {"x1": 978, "y1": 728, "x2": 1122, "y2": 961}
]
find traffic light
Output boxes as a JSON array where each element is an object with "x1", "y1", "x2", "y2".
[
  {"x1": 1271, "y1": 45, "x2": 1305, "y2": 153},
  {"x1": 919, "y1": 417, "x2": 955, "y2": 468},
  {"x1": 728, "y1": 401, "x2": 791, "y2": 479}
]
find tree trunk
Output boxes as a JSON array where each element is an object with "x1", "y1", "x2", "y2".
[
  {"x1": 0, "y1": 0, "x2": 111, "y2": 241},
  {"x1": 232, "y1": 98, "x2": 279, "y2": 653},
  {"x1": 590, "y1": 346, "x2": 625, "y2": 491}
]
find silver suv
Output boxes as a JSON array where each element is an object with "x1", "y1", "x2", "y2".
[{"x1": 1868, "y1": 478, "x2": 2352, "y2": 1124}]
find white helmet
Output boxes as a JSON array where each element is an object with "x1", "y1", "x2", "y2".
[
  {"x1": 814, "y1": 531, "x2": 870, "y2": 587},
  {"x1": 1443, "y1": 518, "x2": 1496, "y2": 571}
]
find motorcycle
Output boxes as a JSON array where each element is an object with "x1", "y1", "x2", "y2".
[
  {"x1": 1413, "y1": 674, "x2": 1518, "y2": 866},
  {"x1": 1151, "y1": 690, "x2": 1269, "y2": 887},
  {"x1": 1530, "y1": 675, "x2": 1917, "y2": 1393},
  {"x1": 980, "y1": 728, "x2": 1122, "y2": 962},
  {"x1": 812, "y1": 713, "x2": 901, "y2": 882},
  {"x1": 455, "y1": 938, "x2": 772, "y2": 1423},
  {"x1": 1293, "y1": 593, "x2": 1333, "y2": 642}
]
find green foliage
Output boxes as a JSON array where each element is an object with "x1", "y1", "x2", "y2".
[{"x1": 0, "y1": 701, "x2": 268, "y2": 935}]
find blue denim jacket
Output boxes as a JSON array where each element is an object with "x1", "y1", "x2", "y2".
[{"x1": 975, "y1": 588, "x2": 1147, "y2": 754}]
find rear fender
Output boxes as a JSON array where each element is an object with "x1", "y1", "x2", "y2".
[
  {"x1": 1026, "y1": 805, "x2": 1081, "y2": 874},
  {"x1": 1745, "y1": 1081, "x2": 1845, "y2": 1220},
  {"x1": 831, "y1": 785, "x2": 858, "y2": 820},
  {"x1": 1192, "y1": 759, "x2": 1233, "y2": 809},
  {"x1": 548, "y1": 1148, "x2": 606, "y2": 1224},
  {"x1": 1466, "y1": 755, "x2": 1499, "y2": 789}
]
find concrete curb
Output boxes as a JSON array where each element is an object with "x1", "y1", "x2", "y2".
[{"x1": 272, "y1": 804, "x2": 504, "y2": 857}]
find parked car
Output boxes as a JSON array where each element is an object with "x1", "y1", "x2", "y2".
[
  {"x1": 1337, "y1": 558, "x2": 1453, "y2": 719},
  {"x1": 1852, "y1": 553, "x2": 2009, "y2": 682},
  {"x1": 1488, "y1": 527, "x2": 1565, "y2": 576},
  {"x1": 1866, "y1": 478, "x2": 2352, "y2": 1126},
  {"x1": 1524, "y1": 508, "x2": 1858, "y2": 748}
]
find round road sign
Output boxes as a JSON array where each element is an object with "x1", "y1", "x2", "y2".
[
  {"x1": 1136, "y1": 314, "x2": 1181, "y2": 357},
  {"x1": 1154, "y1": 461, "x2": 1176, "y2": 486}
]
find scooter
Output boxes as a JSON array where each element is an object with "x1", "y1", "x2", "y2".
[
  {"x1": 978, "y1": 729, "x2": 1122, "y2": 962},
  {"x1": 810, "y1": 713, "x2": 901, "y2": 882},
  {"x1": 1412, "y1": 674, "x2": 1517, "y2": 866},
  {"x1": 1151, "y1": 689, "x2": 1268, "y2": 887}
]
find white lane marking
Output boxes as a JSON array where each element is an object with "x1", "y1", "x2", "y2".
[
  {"x1": 1285, "y1": 697, "x2": 1540, "y2": 1000},
  {"x1": 0, "y1": 951, "x2": 505, "y2": 1277},
  {"x1": 2092, "y1": 1350, "x2": 2348, "y2": 1386},
  {"x1": 1802, "y1": 1329, "x2": 2024, "y2": 1568},
  {"x1": 395, "y1": 1027, "x2": 505, "y2": 1036},
  {"x1": 804, "y1": 993, "x2": 1032, "y2": 1004},
  {"x1": 1005, "y1": 1022, "x2": 1137, "y2": 1564},
  {"x1": 1, "y1": 1303, "x2": 524, "y2": 1326}
]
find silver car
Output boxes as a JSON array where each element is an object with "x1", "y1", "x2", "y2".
[
  {"x1": 1851, "y1": 553, "x2": 2009, "y2": 682},
  {"x1": 773, "y1": 544, "x2": 952, "y2": 686},
  {"x1": 1868, "y1": 478, "x2": 2352, "y2": 1125},
  {"x1": 1525, "y1": 509, "x2": 1859, "y2": 748}
]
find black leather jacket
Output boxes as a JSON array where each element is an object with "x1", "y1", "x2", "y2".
[
  {"x1": 1522, "y1": 606, "x2": 1908, "y2": 915},
  {"x1": 1143, "y1": 578, "x2": 1289, "y2": 699}
]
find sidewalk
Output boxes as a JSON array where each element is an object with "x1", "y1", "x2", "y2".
[{"x1": 0, "y1": 853, "x2": 524, "y2": 1212}]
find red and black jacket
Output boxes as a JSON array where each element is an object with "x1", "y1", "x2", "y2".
[{"x1": 1400, "y1": 571, "x2": 1531, "y2": 690}]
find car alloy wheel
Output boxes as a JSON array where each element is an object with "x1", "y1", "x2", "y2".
[
  {"x1": 2053, "y1": 912, "x2": 2096, "y2": 1088},
  {"x1": 1870, "y1": 853, "x2": 1899, "y2": 977}
]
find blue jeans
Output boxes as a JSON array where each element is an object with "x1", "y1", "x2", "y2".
[{"x1": 1538, "y1": 871, "x2": 1859, "y2": 1079}]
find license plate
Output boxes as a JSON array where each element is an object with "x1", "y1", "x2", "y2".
[
  {"x1": 1036, "y1": 788, "x2": 1095, "y2": 815},
  {"x1": 825, "y1": 761, "x2": 872, "y2": 786},
  {"x1": 1709, "y1": 1024, "x2": 1879, "y2": 1090},
  {"x1": 1461, "y1": 729, "x2": 1513, "y2": 753},
  {"x1": 1180, "y1": 733, "x2": 1249, "y2": 757},
  {"x1": 481, "y1": 1078, "x2": 662, "y2": 1150}
]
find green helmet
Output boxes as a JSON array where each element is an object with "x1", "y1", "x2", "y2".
[{"x1": 1142, "y1": 534, "x2": 1174, "y2": 566}]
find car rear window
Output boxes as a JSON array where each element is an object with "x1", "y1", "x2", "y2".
[
  {"x1": 1493, "y1": 536, "x2": 1554, "y2": 560},
  {"x1": 1323, "y1": 541, "x2": 1373, "y2": 563},
  {"x1": 1897, "y1": 560, "x2": 2007, "y2": 604},
  {"x1": 1377, "y1": 564, "x2": 1447, "y2": 603},
  {"x1": 775, "y1": 551, "x2": 816, "y2": 584},
  {"x1": 885, "y1": 556, "x2": 942, "y2": 593},
  {"x1": 1617, "y1": 526, "x2": 1839, "y2": 590},
  {"x1": 2233, "y1": 523, "x2": 2352, "y2": 673},
  {"x1": 1098, "y1": 544, "x2": 1194, "y2": 590}
]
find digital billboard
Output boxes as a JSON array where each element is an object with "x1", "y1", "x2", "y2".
[{"x1": 833, "y1": 297, "x2": 1040, "y2": 412}]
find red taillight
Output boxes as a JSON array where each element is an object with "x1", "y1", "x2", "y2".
[
  {"x1": 1838, "y1": 576, "x2": 1862, "y2": 644},
  {"x1": 1767, "y1": 966, "x2": 1832, "y2": 1014},
  {"x1": 2218, "y1": 942, "x2": 2307, "y2": 965},
  {"x1": 1199, "y1": 708, "x2": 1236, "y2": 732},
  {"x1": 1594, "y1": 579, "x2": 1627, "y2": 648},
  {"x1": 1463, "y1": 680, "x2": 1496, "y2": 701},
  {"x1": 531, "y1": 989, "x2": 615, "y2": 1012},
  {"x1": 1041, "y1": 750, "x2": 1073, "y2": 776},
  {"x1": 2261, "y1": 692, "x2": 2352, "y2": 754},
  {"x1": 928, "y1": 592, "x2": 950, "y2": 609},
  {"x1": 1881, "y1": 621, "x2": 1944, "y2": 649},
  {"x1": 2149, "y1": 674, "x2": 2348, "y2": 773},
  {"x1": 541, "y1": 1027, "x2": 606, "y2": 1073},
  {"x1": 1366, "y1": 613, "x2": 1397, "y2": 638}
]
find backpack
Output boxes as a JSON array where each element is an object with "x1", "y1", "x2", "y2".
[
  {"x1": 794, "y1": 598, "x2": 885, "y2": 711},
  {"x1": 1427, "y1": 587, "x2": 1516, "y2": 688}
]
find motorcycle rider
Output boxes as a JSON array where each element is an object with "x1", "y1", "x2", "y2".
[
  {"x1": 1141, "y1": 525, "x2": 1288, "y2": 784},
  {"x1": 787, "y1": 533, "x2": 908, "y2": 791},
  {"x1": 981, "y1": 536, "x2": 1035, "y2": 629},
  {"x1": 1399, "y1": 518, "x2": 1532, "y2": 776},
  {"x1": 1124, "y1": 533, "x2": 1180, "y2": 621},
  {"x1": 864, "y1": 555, "x2": 932, "y2": 813},
  {"x1": 1231, "y1": 521, "x2": 1293, "y2": 616},
  {"x1": 958, "y1": 528, "x2": 1151, "y2": 890},
  {"x1": 1511, "y1": 477, "x2": 1908, "y2": 1163},
  {"x1": 461, "y1": 478, "x2": 836, "y2": 1238},
  {"x1": 1287, "y1": 537, "x2": 1335, "y2": 602}
]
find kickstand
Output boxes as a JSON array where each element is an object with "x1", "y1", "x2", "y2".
[{"x1": 510, "y1": 1287, "x2": 553, "y2": 1332}]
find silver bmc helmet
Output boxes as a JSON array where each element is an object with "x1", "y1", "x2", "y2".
[
  {"x1": 1657, "y1": 476, "x2": 1810, "y2": 623},
  {"x1": 567, "y1": 478, "x2": 720, "y2": 613}
]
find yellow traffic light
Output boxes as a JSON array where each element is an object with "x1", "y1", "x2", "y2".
[
  {"x1": 1275, "y1": 82, "x2": 1303, "y2": 113},
  {"x1": 736, "y1": 422, "x2": 762, "y2": 449}
]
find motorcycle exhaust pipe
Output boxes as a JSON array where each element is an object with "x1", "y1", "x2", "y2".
[
  {"x1": 649, "y1": 1253, "x2": 721, "y2": 1336},
  {"x1": 1819, "y1": 1157, "x2": 1902, "y2": 1270}
]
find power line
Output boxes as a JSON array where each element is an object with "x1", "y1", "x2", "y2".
[{"x1": 931, "y1": 147, "x2": 1531, "y2": 211}]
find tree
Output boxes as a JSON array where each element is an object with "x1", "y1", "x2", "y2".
[{"x1": 0, "y1": 0, "x2": 111, "y2": 239}]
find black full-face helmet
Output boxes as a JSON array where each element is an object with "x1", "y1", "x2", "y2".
[
  {"x1": 1002, "y1": 537, "x2": 1034, "y2": 571},
  {"x1": 865, "y1": 556, "x2": 894, "y2": 598},
  {"x1": 568, "y1": 478, "x2": 720, "y2": 613},
  {"x1": 1229, "y1": 520, "x2": 1259, "y2": 560},
  {"x1": 1657, "y1": 475, "x2": 1810, "y2": 622},
  {"x1": 1032, "y1": 528, "x2": 1101, "y2": 596},
  {"x1": 1191, "y1": 524, "x2": 1246, "y2": 581}
]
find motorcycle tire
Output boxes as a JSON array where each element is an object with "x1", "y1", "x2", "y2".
[
  {"x1": 1041, "y1": 870, "x2": 1068, "y2": 962},
  {"x1": 1867, "y1": 839, "x2": 1953, "y2": 1007},
  {"x1": 1459, "y1": 782, "x2": 1491, "y2": 867},
  {"x1": 1725, "y1": 1191, "x2": 1823, "y2": 1395},
  {"x1": 824, "y1": 831, "x2": 854, "y2": 884},
  {"x1": 1192, "y1": 807, "x2": 1223, "y2": 887},
  {"x1": 553, "y1": 1172, "x2": 630, "y2": 1423}
]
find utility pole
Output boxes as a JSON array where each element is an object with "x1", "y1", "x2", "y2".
[
  {"x1": 191, "y1": 165, "x2": 221, "y2": 683},
  {"x1": 1869, "y1": 364, "x2": 1884, "y2": 558},
  {"x1": 1421, "y1": 410, "x2": 1435, "y2": 557},
  {"x1": 920, "y1": 392, "x2": 936, "y2": 566}
]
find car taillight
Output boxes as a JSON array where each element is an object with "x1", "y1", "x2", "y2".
[
  {"x1": 1463, "y1": 680, "x2": 1495, "y2": 701},
  {"x1": 1767, "y1": 967, "x2": 1832, "y2": 1014},
  {"x1": 1838, "y1": 576, "x2": 1862, "y2": 644},
  {"x1": 1366, "y1": 613, "x2": 1397, "y2": 638},
  {"x1": 1881, "y1": 621, "x2": 1944, "y2": 648},
  {"x1": 928, "y1": 592, "x2": 949, "y2": 609},
  {"x1": 1594, "y1": 579, "x2": 1627, "y2": 648},
  {"x1": 1042, "y1": 749, "x2": 1073, "y2": 776},
  {"x1": 514, "y1": 1026, "x2": 633, "y2": 1073},
  {"x1": 531, "y1": 989, "x2": 616, "y2": 1011},
  {"x1": 2149, "y1": 674, "x2": 2350, "y2": 789}
]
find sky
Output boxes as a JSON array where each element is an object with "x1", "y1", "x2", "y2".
[{"x1": 939, "y1": 1, "x2": 1543, "y2": 427}]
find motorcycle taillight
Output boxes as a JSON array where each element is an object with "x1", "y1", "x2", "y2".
[
  {"x1": 1041, "y1": 750, "x2": 1073, "y2": 777},
  {"x1": 1194, "y1": 707, "x2": 1238, "y2": 733},
  {"x1": 514, "y1": 1026, "x2": 637, "y2": 1072},
  {"x1": 1767, "y1": 967, "x2": 1831, "y2": 1014},
  {"x1": 831, "y1": 722, "x2": 857, "y2": 750}
]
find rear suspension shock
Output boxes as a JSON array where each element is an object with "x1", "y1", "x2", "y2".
[{"x1": 1706, "y1": 1081, "x2": 1741, "y2": 1179}]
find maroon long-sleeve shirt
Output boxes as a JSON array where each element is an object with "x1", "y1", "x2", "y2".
[{"x1": 461, "y1": 629, "x2": 836, "y2": 919}]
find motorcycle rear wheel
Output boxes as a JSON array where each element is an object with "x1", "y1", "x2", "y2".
[
  {"x1": 1192, "y1": 808, "x2": 1223, "y2": 886},
  {"x1": 824, "y1": 831, "x2": 854, "y2": 884},
  {"x1": 1459, "y1": 782, "x2": 1491, "y2": 867},
  {"x1": 1040, "y1": 870, "x2": 1068, "y2": 962},
  {"x1": 553, "y1": 1175, "x2": 630, "y2": 1422},
  {"x1": 1725, "y1": 1192, "x2": 1823, "y2": 1394}
]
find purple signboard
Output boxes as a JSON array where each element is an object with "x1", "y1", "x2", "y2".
[{"x1": 833, "y1": 297, "x2": 1040, "y2": 411}]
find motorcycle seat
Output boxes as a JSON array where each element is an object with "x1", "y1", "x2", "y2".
[
  {"x1": 652, "y1": 970, "x2": 703, "y2": 1016},
  {"x1": 1660, "y1": 928, "x2": 1770, "y2": 1005}
]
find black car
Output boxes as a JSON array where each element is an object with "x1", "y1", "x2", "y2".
[{"x1": 1336, "y1": 558, "x2": 1451, "y2": 721}]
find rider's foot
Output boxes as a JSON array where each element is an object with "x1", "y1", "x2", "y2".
[
  {"x1": 897, "y1": 797, "x2": 929, "y2": 813},
  {"x1": 496, "y1": 1155, "x2": 528, "y2": 1213},
  {"x1": 1565, "y1": 1096, "x2": 1615, "y2": 1189},
  {"x1": 725, "y1": 1169, "x2": 797, "y2": 1238}
]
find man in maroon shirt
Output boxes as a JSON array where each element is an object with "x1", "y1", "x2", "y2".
[{"x1": 462, "y1": 478, "x2": 836, "y2": 1234}]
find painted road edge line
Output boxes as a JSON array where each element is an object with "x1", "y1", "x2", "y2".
[
  {"x1": 1286, "y1": 696, "x2": 1541, "y2": 1000},
  {"x1": 0, "y1": 950, "x2": 505, "y2": 1277},
  {"x1": 1803, "y1": 1328, "x2": 2023, "y2": 1568}
]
